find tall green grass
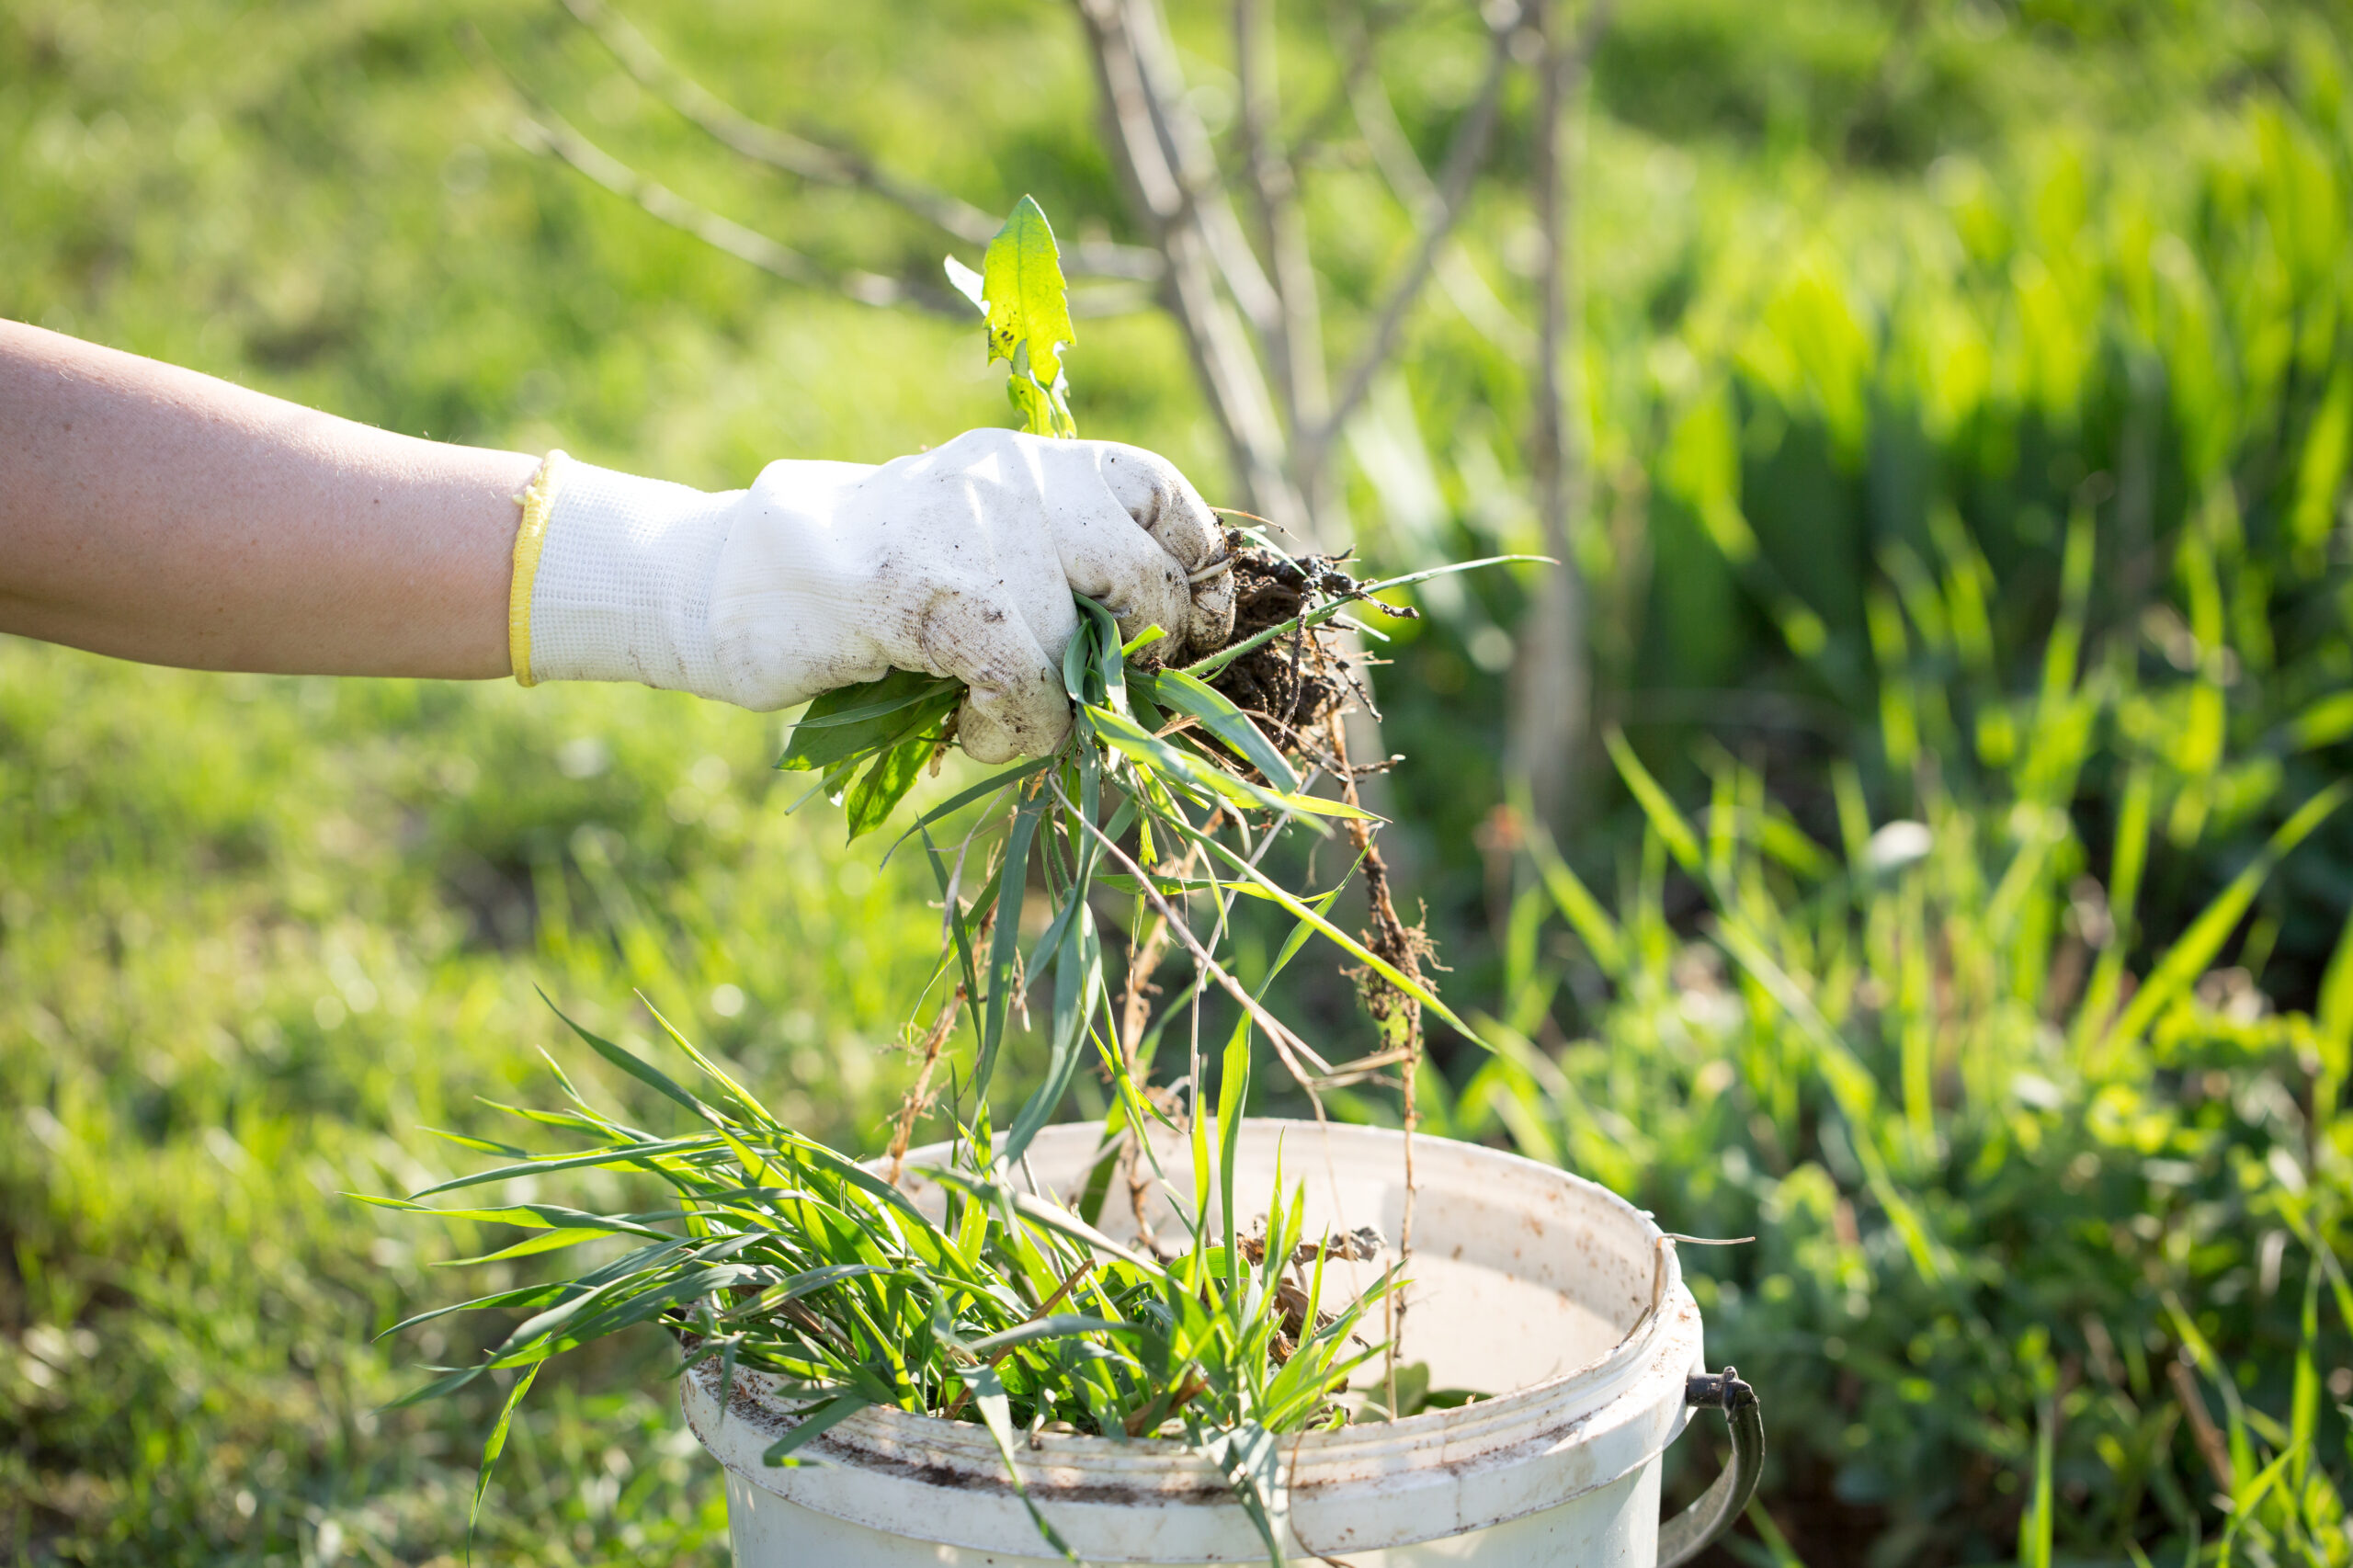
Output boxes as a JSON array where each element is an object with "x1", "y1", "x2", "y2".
[
  {"x1": 0, "y1": 650, "x2": 953, "y2": 1563},
  {"x1": 8, "y1": 3, "x2": 2353, "y2": 1564},
  {"x1": 1402, "y1": 535, "x2": 2353, "y2": 1562},
  {"x1": 1376, "y1": 17, "x2": 2353, "y2": 1010}
]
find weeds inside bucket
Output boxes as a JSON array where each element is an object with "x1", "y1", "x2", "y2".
[{"x1": 369, "y1": 197, "x2": 1524, "y2": 1564}]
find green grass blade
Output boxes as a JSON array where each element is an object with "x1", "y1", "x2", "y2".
[
  {"x1": 1515, "y1": 791, "x2": 1625, "y2": 975},
  {"x1": 467, "y1": 1363, "x2": 540, "y2": 1556},
  {"x1": 2291, "y1": 1260, "x2": 2321, "y2": 1495},
  {"x1": 977, "y1": 792, "x2": 1046, "y2": 1105},
  {"x1": 965, "y1": 1358, "x2": 1080, "y2": 1560},
  {"x1": 2020, "y1": 1391, "x2": 2054, "y2": 1568},
  {"x1": 1148, "y1": 668, "x2": 1301, "y2": 794},
  {"x1": 760, "y1": 1392, "x2": 871, "y2": 1464},
  {"x1": 1190, "y1": 832, "x2": 1482, "y2": 1042},
  {"x1": 405, "y1": 1136, "x2": 726, "y2": 1199},
  {"x1": 2109, "y1": 780, "x2": 2350, "y2": 1044},
  {"x1": 1004, "y1": 899, "x2": 1103, "y2": 1165},
  {"x1": 432, "y1": 1228, "x2": 620, "y2": 1267},
  {"x1": 1217, "y1": 1013, "x2": 1249, "y2": 1299},
  {"x1": 1084, "y1": 705, "x2": 1357, "y2": 828},
  {"x1": 379, "y1": 1363, "x2": 489, "y2": 1412},
  {"x1": 1176, "y1": 555, "x2": 1545, "y2": 681},
  {"x1": 1604, "y1": 728, "x2": 1704, "y2": 873},
  {"x1": 639, "y1": 993, "x2": 779, "y2": 1127},
  {"x1": 540, "y1": 991, "x2": 710, "y2": 1119},
  {"x1": 960, "y1": 1314, "x2": 1136, "y2": 1358},
  {"x1": 881, "y1": 759, "x2": 1048, "y2": 866},
  {"x1": 1077, "y1": 593, "x2": 1128, "y2": 713},
  {"x1": 351, "y1": 1195, "x2": 669, "y2": 1240}
]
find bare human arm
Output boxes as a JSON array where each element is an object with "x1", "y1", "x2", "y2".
[
  {"x1": 0, "y1": 320, "x2": 534, "y2": 679},
  {"x1": 0, "y1": 321, "x2": 1237, "y2": 758}
]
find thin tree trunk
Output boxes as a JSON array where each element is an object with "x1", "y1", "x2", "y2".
[{"x1": 1507, "y1": 0, "x2": 1604, "y2": 835}]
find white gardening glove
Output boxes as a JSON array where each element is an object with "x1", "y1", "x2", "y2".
[{"x1": 508, "y1": 428, "x2": 1236, "y2": 762}]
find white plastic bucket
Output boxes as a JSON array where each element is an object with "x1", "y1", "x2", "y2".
[{"x1": 682, "y1": 1119, "x2": 1753, "y2": 1565}]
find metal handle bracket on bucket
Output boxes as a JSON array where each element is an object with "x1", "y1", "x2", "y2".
[{"x1": 1654, "y1": 1367, "x2": 1764, "y2": 1568}]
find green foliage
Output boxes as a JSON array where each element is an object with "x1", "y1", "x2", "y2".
[
  {"x1": 1413, "y1": 571, "x2": 2353, "y2": 1562},
  {"x1": 774, "y1": 667, "x2": 961, "y2": 837},
  {"x1": 951, "y1": 194, "x2": 1079, "y2": 438},
  {"x1": 385, "y1": 560, "x2": 1479, "y2": 1551},
  {"x1": 798, "y1": 199, "x2": 1074, "y2": 835},
  {"x1": 0, "y1": 649, "x2": 951, "y2": 1562},
  {"x1": 374, "y1": 200, "x2": 1500, "y2": 1557},
  {"x1": 384, "y1": 1015, "x2": 1391, "y2": 1562},
  {"x1": 9, "y1": 1, "x2": 2353, "y2": 1563}
]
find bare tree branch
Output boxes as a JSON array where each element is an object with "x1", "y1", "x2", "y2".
[
  {"x1": 1308, "y1": 7, "x2": 1519, "y2": 464},
  {"x1": 512, "y1": 108, "x2": 966, "y2": 314},
  {"x1": 1117, "y1": 0, "x2": 1286, "y2": 349},
  {"x1": 461, "y1": 22, "x2": 961, "y2": 314},
  {"x1": 561, "y1": 0, "x2": 1161, "y2": 285},
  {"x1": 1234, "y1": 0, "x2": 1331, "y2": 483},
  {"x1": 1333, "y1": 2, "x2": 1532, "y2": 356},
  {"x1": 1072, "y1": 0, "x2": 1307, "y2": 533},
  {"x1": 517, "y1": 104, "x2": 1145, "y2": 317},
  {"x1": 562, "y1": 0, "x2": 995, "y2": 241}
]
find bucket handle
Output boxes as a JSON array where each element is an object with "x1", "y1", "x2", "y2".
[{"x1": 1655, "y1": 1367, "x2": 1765, "y2": 1568}]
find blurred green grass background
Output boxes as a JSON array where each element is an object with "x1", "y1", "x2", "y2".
[{"x1": 6, "y1": 1, "x2": 2352, "y2": 1564}]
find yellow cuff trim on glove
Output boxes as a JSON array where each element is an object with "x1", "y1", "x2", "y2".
[{"x1": 507, "y1": 449, "x2": 568, "y2": 687}]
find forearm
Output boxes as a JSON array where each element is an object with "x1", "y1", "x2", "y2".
[{"x1": 0, "y1": 321, "x2": 537, "y2": 679}]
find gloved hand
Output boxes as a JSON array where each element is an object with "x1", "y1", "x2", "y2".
[{"x1": 508, "y1": 428, "x2": 1236, "y2": 762}]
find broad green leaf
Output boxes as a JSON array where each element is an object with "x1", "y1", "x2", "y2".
[
  {"x1": 981, "y1": 196, "x2": 1077, "y2": 438},
  {"x1": 944, "y1": 254, "x2": 985, "y2": 312},
  {"x1": 778, "y1": 669, "x2": 961, "y2": 772}
]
